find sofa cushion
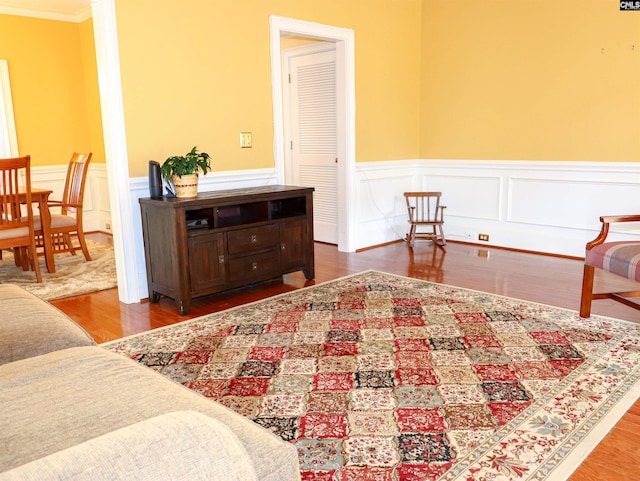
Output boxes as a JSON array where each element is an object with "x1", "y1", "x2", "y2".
[
  {"x1": 0, "y1": 346, "x2": 299, "y2": 481},
  {"x1": 0, "y1": 411, "x2": 258, "y2": 481},
  {"x1": 0, "y1": 285, "x2": 95, "y2": 366}
]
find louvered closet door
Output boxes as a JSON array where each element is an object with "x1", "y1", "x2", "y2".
[{"x1": 290, "y1": 50, "x2": 338, "y2": 244}]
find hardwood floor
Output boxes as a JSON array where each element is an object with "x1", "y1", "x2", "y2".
[{"x1": 51, "y1": 237, "x2": 640, "y2": 481}]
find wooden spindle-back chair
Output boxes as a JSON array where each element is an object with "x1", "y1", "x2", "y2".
[
  {"x1": 34, "y1": 152, "x2": 92, "y2": 261},
  {"x1": 404, "y1": 192, "x2": 446, "y2": 247},
  {"x1": 0, "y1": 155, "x2": 42, "y2": 282}
]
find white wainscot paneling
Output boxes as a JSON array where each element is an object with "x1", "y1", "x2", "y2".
[
  {"x1": 91, "y1": 165, "x2": 111, "y2": 232},
  {"x1": 31, "y1": 164, "x2": 110, "y2": 233},
  {"x1": 418, "y1": 173, "x2": 502, "y2": 220},
  {"x1": 354, "y1": 160, "x2": 418, "y2": 249},
  {"x1": 128, "y1": 181, "x2": 148, "y2": 301},
  {"x1": 509, "y1": 178, "x2": 640, "y2": 229},
  {"x1": 419, "y1": 160, "x2": 640, "y2": 257},
  {"x1": 197, "y1": 168, "x2": 278, "y2": 192},
  {"x1": 31, "y1": 166, "x2": 66, "y2": 199}
]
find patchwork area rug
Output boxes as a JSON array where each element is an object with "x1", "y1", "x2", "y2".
[
  {"x1": 0, "y1": 240, "x2": 116, "y2": 300},
  {"x1": 105, "y1": 270, "x2": 640, "y2": 480}
]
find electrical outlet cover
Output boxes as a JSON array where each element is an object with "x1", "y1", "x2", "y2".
[{"x1": 240, "y1": 132, "x2": 252, "y2": 148}]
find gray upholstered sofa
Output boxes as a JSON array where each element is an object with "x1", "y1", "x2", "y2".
[{"x1": 0, "y1": 285, "x2": 300, "y2": 481}]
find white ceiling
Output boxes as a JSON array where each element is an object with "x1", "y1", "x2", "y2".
[{"x1": 0, "y1": 0, "x2": 91, "y2": 22}]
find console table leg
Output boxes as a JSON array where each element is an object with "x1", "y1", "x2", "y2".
[{"x1": 177, "y1": 299, "x2": 190, "y2": 316}]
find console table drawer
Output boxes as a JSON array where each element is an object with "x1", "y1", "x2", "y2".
[
  {"x1": 228, "y1": 250, "x2": 280, "y2": 283},
  {"x1": 227, "y1": 224, "x2": 279, "y2": 255}
]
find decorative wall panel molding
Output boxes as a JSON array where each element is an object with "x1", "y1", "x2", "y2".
[{"x1": 354, "y1": 159, "x2": 640, "y2": 257}]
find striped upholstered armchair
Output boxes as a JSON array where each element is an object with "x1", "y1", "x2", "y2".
[{"x1": 580, "y1": 215, "x2": 640, "y2": 317}]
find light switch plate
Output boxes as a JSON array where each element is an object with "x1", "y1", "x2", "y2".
[{"x1": 240, "y1": 132, "x2": 252, "y2": 148}]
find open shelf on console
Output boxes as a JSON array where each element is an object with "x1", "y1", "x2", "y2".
[
  {"x1": 270, "y1": 196, "x2": 306, "y2": 220},
  {"x1": 216, "y1": 201, "x2": 269, "y2": 228},
  {"x1": 186, "y1": 197, "x2": 308, "y2": 231},
  {"x1": 185, "y1": 208, "x2": 214, "y2": 230}
]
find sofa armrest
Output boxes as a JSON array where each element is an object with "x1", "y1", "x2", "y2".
[
  {"x1": 0, "y1": 411, "x2": 259, "y2": 481},
  {"x1": 0, "y1": 285, "x2": 95, "y2": 365}
]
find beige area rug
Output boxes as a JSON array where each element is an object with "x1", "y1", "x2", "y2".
[
  {"x1": 106, "y1": 270, "x2": 640, "y2": 481},
  {"x1": 0, "y1": 240, "x2": 117, "y2": 300}
]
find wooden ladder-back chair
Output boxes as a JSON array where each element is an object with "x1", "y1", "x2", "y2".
[
  {"x1": 580, "y1": 214, "x2": 640, "y2": 317},
  {"x1": 34, "y1": 152, "x2": 92, "y2": 261},
  {"x1": 404, "y1": 192, "x2": 446, "y2": 247},
  {"x1": 0, "y1": 155, "x2": 42, "y2": 282}
]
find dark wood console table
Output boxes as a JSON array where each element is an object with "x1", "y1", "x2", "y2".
[{"x1": 139, "y1": 185, "x2": 314, "y2": 314}]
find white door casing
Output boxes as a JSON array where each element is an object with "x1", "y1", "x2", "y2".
[
  {"x1": 0, "y1": 60, "x2": 18, "y2": 158},
  {"x1": 91, "y1": 0, "x2": 139, "y2": 303},
  {"x1": 270, "y1": 15, "x2": 356, "y2": 252}
]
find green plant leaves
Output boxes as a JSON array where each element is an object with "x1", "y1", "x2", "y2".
[{"x1": 160, "y1": 146, "x2": 212, "y2": 180}]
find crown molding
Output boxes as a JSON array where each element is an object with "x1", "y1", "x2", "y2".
[{"x1": 0, "y1": 4, "x2": 91, "y2": 23}]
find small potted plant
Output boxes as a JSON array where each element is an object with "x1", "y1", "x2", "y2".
[{"x1": 160, "y1": 146, "x2": 212, "y2": 198}]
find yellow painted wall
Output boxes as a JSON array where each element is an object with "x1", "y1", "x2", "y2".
[
  {"x1": 114, "y1": 0, "x2": 422, "y2": 177},
  {"x1": 420, "y1": 0, "x2": 640, "y2": 162},
  {"x1": 5, "y1": 0, "x2": 636, "y2": 175},
  {"x1": 0, "y1": 14, "x2": 103, "y2": 166}
]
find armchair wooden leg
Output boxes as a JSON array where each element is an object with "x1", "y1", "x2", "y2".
[
  {"x1": 437, "y1": 225, "x2": 446, "y2": 247},
  {"x1": 28, "y1": 244, "x2": 42, "y2": 283},
  {"x1": 580, "y1": 264, "x2": 595, "y2": 318},
  {"x1": 77, "y1": 231, "x2": 92, "y2": 261},
  {"x1": 407, "y1": 225, "x2": 416, "y2": 247},
  {"x1": 63, "y1": 233, "x2": 76, "y2": 255},
  {"x1": 18, "y1": 247, "x2": 29, "y2": 271},
  {"x1": 13, "y1": 247, "x2": 22, "y2": 267}
]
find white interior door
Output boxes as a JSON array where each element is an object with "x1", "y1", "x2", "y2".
[{"x1": 286, "y1": 47, "x2": 338, "y2": 244}]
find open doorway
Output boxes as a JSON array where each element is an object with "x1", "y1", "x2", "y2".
[{"x1": 270, "y1": 15, "x2": 356, "y2": 253}]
